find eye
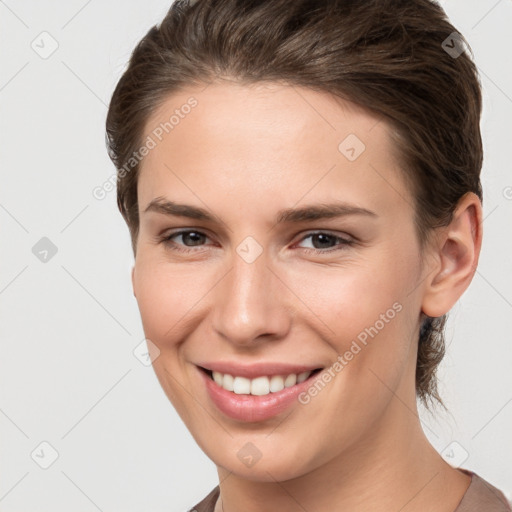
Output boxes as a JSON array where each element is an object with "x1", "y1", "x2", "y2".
[
  {"x1": 295, "y1": 232, "x2": 354, "y2": 254},
  {"x1": 157, "y1": 229, "x2": 354, "y2": 255},
  {"x1": 159, "y1": 230, "x2": 212, "y2": 253}
]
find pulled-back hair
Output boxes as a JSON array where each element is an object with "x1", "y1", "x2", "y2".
[{"x1": 105, "y1": 0, "x2": 483, "y2": 410}]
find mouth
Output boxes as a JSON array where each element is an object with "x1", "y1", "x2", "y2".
[
  {"x1": 198, "y1": 366, "x2": 324, "y2": 397},
  {"x1": 197, "y1": 364, "x2": 325, "y2": 422}
]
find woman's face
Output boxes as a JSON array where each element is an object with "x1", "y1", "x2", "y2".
[{"x1": 133, "y1": 82, "x2": 429, "y2": 481}]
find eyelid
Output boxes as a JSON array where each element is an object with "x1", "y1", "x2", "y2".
[
  {"x1": 158, "y1": 228, "x2": 356, "y2": 256},
  {"x1": 159, "y1": 228, "x2": 353, "y2": 242},
  {"x1": 159, "y1": 226, "x2": 213, "y2": 240},
  {"x1": 295, "y1": 229, "x2": 354, "y2": 242},
  {"x1": 158, "y1": 228, "x2": 215, "y2": 246},
  {"x1": 293, "y1": 231, "x2": 355, "y2": 251}
]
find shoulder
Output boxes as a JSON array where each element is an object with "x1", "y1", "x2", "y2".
[
  {"x1": 187, "y1": 485, "x2": 220, "y2": 512},
  {"x1": 186, "y1": 474, "x2": 512, "y2": 512},
  {"x1": 455, "y1": 469, "x2": 511, "y2": 512}
]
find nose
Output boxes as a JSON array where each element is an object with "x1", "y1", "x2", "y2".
[{"x1": 211, "y1": 245, "x2": 291, "y2": 347}]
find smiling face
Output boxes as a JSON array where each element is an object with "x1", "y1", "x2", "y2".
[{"x1": 132, "y1": 81, "x2": 430, "y2": 481}]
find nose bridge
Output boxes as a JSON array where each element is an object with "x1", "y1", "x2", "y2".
[{"x1": 212, "y1": 240, "x2": 290, "y2": 344}]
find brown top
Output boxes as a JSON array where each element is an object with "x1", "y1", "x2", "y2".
[{"x1": 188, "y1": 469, "x2": 511, "y2": 512}]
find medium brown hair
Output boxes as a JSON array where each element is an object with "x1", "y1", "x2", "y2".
[{"x1": 105, "y1": 0, "x2": 483, "y2": 410}]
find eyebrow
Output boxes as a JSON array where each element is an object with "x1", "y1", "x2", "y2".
[{"x1": 143, "y1": 197, "x2": 377, "y2": 224}]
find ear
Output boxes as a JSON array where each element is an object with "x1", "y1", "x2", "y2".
[
  {"x1": 131, "y1": 265, "x2": 137, "y2": 298},
  {"x1": 421, "y1": 192, "x2": 483, "y2": 318}
]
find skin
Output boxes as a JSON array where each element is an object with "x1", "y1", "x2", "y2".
[{"x1": 131, "y1": 81, "x2": 482, "y2": 511}]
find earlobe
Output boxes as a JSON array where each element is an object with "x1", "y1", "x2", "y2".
[{"x1": 421, "y1": 193, "x2": 482, "y2": 318}]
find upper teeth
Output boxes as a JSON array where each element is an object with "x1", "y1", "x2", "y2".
[{"x1": 211, "y1": 371, "x2": 313, "y2": 396}]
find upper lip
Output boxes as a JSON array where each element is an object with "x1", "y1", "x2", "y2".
[{"x1": 197, "y1": 361, "x2": 324, "y2": 379}]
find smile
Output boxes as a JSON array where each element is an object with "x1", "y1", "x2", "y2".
[
  {"x1": 197, "y1": 364, "x2": 325, "y2": 422},
  {"x1": 208, "y1": 369, "x2": 320, "y2": 396}
]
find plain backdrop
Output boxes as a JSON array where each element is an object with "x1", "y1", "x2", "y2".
[{"x1": 1, "y1": 1, "x2": 511, "y2": 511}]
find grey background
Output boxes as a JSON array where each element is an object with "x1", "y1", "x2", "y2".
[{"x1": 1, "y1": 0, "x2": 511, "y2": 511}]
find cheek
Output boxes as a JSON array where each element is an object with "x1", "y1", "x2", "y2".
[
  {"x1": 133, "y1": 258, "x2": 207, "y2": 417},
  {"x1": 133, "y1": 258, "x2": 203, "y2": 346},
  {"x1": 290, "y1": 256, "x2": 411, "y2": 338},
  {"x1": 288, "y1": 255, "x2": 418, "y2": 389},
  {"x1": 287, "y1": 267, "x2": 416, "y2": 449}
]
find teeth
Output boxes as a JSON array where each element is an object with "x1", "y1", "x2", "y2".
[
  {"x1": 210, "y1": 370, "x2": 314, "y2": 396},
  {"x1": 233, "y1": 376, "x2": 251, "y2": 394},
  {"x1": 297, "y1": 371, "x2": 311, "y2": 383},
  {"x1": 250, "y1": 376, "x2": 270, "y2": 396},
  {"x1": 213, "y1": 371, "x2": 223, "y2": 386},
  {"x1": 284, "y1": 373, "x2": 297, "y2": 387},
  {"x1": 223, "y1": 373, "x2": 234, "y2": 391},
  {"x1": 269, "y1": 375, "x2": 285, "y2": 393}
]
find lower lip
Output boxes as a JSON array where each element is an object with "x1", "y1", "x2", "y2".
[{"x1": 199, "y1": 367, "x2": 321, "y2": 422}]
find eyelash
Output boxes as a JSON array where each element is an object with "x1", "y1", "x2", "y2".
[{"x1": 158, "y1": 230, "x2": 354, "y2": 255}]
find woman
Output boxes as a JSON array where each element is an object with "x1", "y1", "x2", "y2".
[{"x1": 105, "y1": 0, "x2": 511, "y2": 510}]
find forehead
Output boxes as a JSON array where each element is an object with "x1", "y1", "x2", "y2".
[
  {"x1": 143, "y1": 81, "x2": 388, "y2": 156},
  {"x1": 137, "y1": 81, "x2": 410, "y2": 217}
]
